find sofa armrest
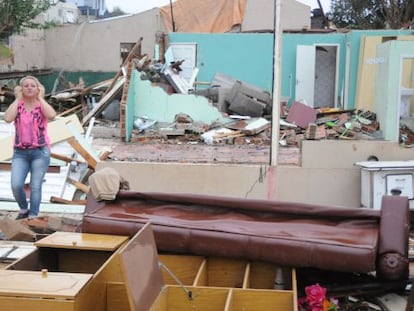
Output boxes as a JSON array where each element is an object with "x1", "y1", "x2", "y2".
[{"x1": 376, "y1": 195, "x2": 410, "y2": 280}]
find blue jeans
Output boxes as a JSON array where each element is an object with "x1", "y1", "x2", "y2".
[{"x1": 11, "y1": 146, "x2": 50, "y2": 217}]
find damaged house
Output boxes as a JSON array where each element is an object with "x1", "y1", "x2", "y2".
[
  {"x1": 0, "y1": 0, "x2": 413, "y2": 208},
  {"x1": 0, "y1": 1, "x2": 414, "y2": 310}
]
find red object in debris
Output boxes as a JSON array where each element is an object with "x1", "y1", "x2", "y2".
[{"x1": 286, "y1": 101, "x2": 317, "y2": 129}]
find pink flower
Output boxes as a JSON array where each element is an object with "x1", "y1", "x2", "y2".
[
  {"x1": 305, "y1": 283, "x2": 327, "y2": 308},
  {"x1": 298, "y1": 284, "x2": 339, "y2": 311}
]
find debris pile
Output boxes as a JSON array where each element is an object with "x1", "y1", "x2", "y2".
[{"x1": 3, "y1": 51, "x2": 413, "y2": 150}]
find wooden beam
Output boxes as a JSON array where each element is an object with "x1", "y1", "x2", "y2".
[
  {"x1": 50, "y1": 152, "x2": 91, "y2": 169},
  {"x1": 67, "y1": 137, "x2": 98, "y2": 170},
  {"x1": 50, "y1": 196, "x2": 87, "y2": 205},
  {"x1": 81, "y1": 76, "x2": 125, "y2": 127},
  {"x1": 66, "y1": 177, "x2": 90, "y2": 194},
  {"x1": 56, "y1": 103, "x2": 82, "y2": 118},
  {"x1": 65, "y1": 122, "x2": 99, "y2": 169}
]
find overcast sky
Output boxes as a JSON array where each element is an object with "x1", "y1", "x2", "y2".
[{"x1": 105, "y1": 0, "x2": 331, "y2": 14}]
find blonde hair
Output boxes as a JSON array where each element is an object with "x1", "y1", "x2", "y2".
[{"x1": 19, "y1": 75, "x2": 46, "y2": 99}]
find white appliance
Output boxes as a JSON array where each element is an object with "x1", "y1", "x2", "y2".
[{"x1": 355, "y1": 161, "x2": 414, "y2": 210}]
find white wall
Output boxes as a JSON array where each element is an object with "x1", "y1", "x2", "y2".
[
  {"x1": 12, "y1": 9, "x2": 165, "y2": 72},
  {"x1": 242, "y1": 0, "x2": 311, "y2": 32},
  {"x1": 11, "y1": 2, "x2": 312, "y2": 72}
]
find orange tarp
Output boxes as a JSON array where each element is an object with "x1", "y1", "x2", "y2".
[{"x1": 160, "y1": 0, "x2": 247, "y2": 33}]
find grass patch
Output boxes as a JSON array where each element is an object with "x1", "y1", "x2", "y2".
[{"x1": 0, "y1": 44, "x2": 11, "y2": 58}]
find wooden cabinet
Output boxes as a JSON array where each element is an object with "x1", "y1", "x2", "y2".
[
  {"x1": 153, "y1": 255, "x2": 297, "y2": 311},
  {"x1": 3, "y1": 232, "x2": 129, "y2": 311},
  {"x1": 2, "y1": 224, "x2": 297, "y2": 311}
]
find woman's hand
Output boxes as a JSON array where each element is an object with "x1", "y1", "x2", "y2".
[{"x1": 40, "y1": 99, "x2": 57, "y2": 120}]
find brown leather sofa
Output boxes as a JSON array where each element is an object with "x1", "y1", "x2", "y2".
[{"x1": 81, "y1": 191, "x2": 410, "y2": 281}]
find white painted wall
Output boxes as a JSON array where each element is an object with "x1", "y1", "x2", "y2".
[
  {"x1": 242, "y1": 0, "x2": 311, "y2": 32},
  {"x1": 11, "y1": 9, "x2": 164, "y2": 72},
  {"x1": 10, "y1": 2, "x2": 312, "y2": 72}
]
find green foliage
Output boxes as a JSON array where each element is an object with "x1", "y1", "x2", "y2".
[
  {"x1": 330, "y1": 0, "x2": 414, "y2": 29},
  {"x1": 0, "y1": 43, "x2": 11, "y2": 58},
  {"x1": 107, "y1": 6, "x2": 128, "y2": 17},
  {"x1": 0, "y1": 0, "x2": 51, "y2": 39}
]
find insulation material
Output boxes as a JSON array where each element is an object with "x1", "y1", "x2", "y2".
[{"x1": 160, "y1": 0, "x2": 247, "y2": 33}]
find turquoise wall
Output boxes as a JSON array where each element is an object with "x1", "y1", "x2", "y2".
[
  {"x1": 168, "y1": 30, "x2": 413, "y2": 108},
  {"x1": 169, "y1": 32, "x2": 346, "y2": 106},
  {"x1": 168, "y1": 33, "x2": 275, "y2": 93},
  {"x1": 375, "y1": 40, "x2": 414, "y2": 141},
  {"x1": 281, "y1": 33, "x2": 345, "y2": 105}
]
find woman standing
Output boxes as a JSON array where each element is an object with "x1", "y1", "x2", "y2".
[{"x1": 4, "y1": 76, "x2": 56, "y2": 219}]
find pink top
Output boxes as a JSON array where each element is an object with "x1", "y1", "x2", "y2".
[{"x1": 13, "y1": 100, "x2": 50, "y2": 149}]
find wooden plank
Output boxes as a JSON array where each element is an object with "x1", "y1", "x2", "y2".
[
  {"x1": 75, "y1": 276, "x2": 107, "y2": 311},
  {"x1": 50, "y1": 152, "x2": 89, "y2": 167},
  {"x1": 152, "y1": 287, "x2": 229, "y2": 311},
  {"x1": 56, "y1": 103, "x2": 82, "y2": 117},
  {"x1": 354, "y1": 36, "x2": 414, "y2": 111},
  {"x1": 231, "y1": 289, "x2": 294, "y2": 311},
  {"x1": 66, "y1": 177, "x2": 90, "y2": 194},
  {"x1": 193, "y1": 259, "x2": 208, "y2": 286},
  {"x1": 242, "y1": 263, "x2": 251, "y2": 289},
  {"x1": 0, "y1": 270, "x2": 92, "y2": 299},
  {"x1": 81, "y1": 76, "x2": 125, "y2": 127},
  {"x1": 355, "y1": 36, "x2": 383, "y2": 111},
  {"x1": 205, "y1": 258, "x2": 247, "y2": 288},
  {"x1": 106, "y1": 282, "x2": 130, "y2": 311},
  {"x1": 98, "y1": 148, "x2": 113, "y2": 160},
  {"x1": 67, "y1": 137, "x2": 97, "y2": 168},
  {"x1": 0, "y1": 297, "x2": 74, "y2": 311},
  {"x1": 49, "y1": 196, "x2": 87, "y2": 205},
  {"x1": 94, "y1": 252, "x2": 125, "y2": 283},
  {"x1": 158, "y1": 254, "x2": 204, "y2": 286},
  {"x1": 35, "y1": 232, "x2": 128, "y2": 251},
  {"x1": 249, "y1": 262, "x2": 279, "y2": 289},
  {"x1": 66, "y1": 119, "x2": 99, "y2": 169}
]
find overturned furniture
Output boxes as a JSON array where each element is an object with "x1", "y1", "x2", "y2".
[
  {"x1": 81, "y1": 191, "x2": 410, "y2": 282},
  {"x1": 2, "y1": 223, "x2": 298, "y2": 311}
]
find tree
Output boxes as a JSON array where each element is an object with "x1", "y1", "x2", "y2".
[
  {"x1": 109, "y1": 6, "x2": 127, "y2": 17},
  {"x1": 330, "y1": 0, "x2": 414, "y2": 29},
  {"x1": 0, "y1": 0, "x2": 52, "y2": 39}
]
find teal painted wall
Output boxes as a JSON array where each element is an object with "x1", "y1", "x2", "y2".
[
  {"x1": 281, "y1": 33, "x2": 345, "y2": 105},
  {"x1": 375, "y1": 40, "x2": 414, "y2": 141},
  {"x1": 168, "y1": 33, "x2": 275, "y2": 93},
  {"x1": 169, "y1": 32, "x2": 346, "y2": 106},
  {"x1": 129, "y1": 75, "x2": 230, "y2": 141},
  {"x1": 168, "y1": 30, "x2": 413, "y2": 108}
]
